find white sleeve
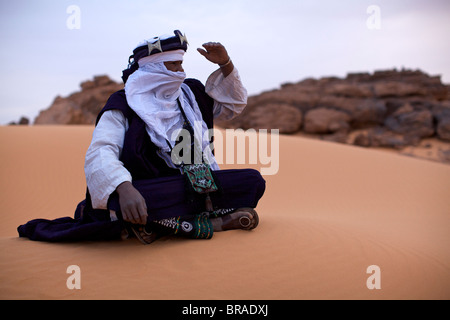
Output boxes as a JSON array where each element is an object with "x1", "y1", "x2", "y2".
[
  {"x1": 84, "y1": 110, "x2": 132, "y2": 209},
  {"x1": 205, "y1": 67, "x2": 248, "y2": 121}
]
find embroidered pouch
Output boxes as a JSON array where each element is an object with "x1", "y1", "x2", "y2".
[{"x1": 182, "y1": 163, "x2": 218, "y2": 194}]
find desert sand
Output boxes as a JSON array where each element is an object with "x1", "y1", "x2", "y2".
[{"x1": 0, "y1": 125, "x2": 449, "y2": 300}]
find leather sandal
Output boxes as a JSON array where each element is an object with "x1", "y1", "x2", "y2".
[
  {"x1": 211, "y1": 207, "x2": 259, "y2": 231},
  {"x1": 128, "y1": 224, "x2": 160, "y2": 245}
]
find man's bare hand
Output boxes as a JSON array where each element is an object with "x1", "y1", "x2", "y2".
[
  {"x1": 116, "y1": 181, "x2": 148, "y2": 225},
  {"x1": 197, "y1": 42, "x2": 234, "y2": 77},
  {"x1": 197, "y1": 42, "x2": 230, "y2": 65}
]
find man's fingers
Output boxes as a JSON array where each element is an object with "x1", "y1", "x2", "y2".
[
  {"x1": 129, "y1": 207, "x2": 140, "y2": 225},
  {"x1": 198, "y1": 42, "x2": 224, "y2": 54},
  {"x1": 197, "y1": 44, "x2": 229, "y2": 65},
  {"x1": 122, "y1": 209, "x2": 136, "y2": 224},
  {"x1": 129, "y1": 205, "x2": 147, "y2": 225},
  {"x1": 137, "y1": 195, "x2": 148, "y2": 225},
  {"x1": 123, "y1": 203, "x2": 146, "y2": 225},
  {"x1": 197, "y1": 48, "x2": 207, "y2": 56},
  {"x1": 202, "y1": 42, "x2": 222, "y2": 48},
  {"x1": 117, "y1": 183, "x2": 148, "y2": 225},
  {"x1": 138, "y1": 202, "x2": 148, "y2": 225}
]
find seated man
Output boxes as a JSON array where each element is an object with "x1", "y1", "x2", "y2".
[{"x1": 18, "y1": 30, "x2": 265, "y2": 244}]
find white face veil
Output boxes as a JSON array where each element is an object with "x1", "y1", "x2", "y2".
[{"x1": 124, "y1": 46, "x2": 218, "y2": 169}]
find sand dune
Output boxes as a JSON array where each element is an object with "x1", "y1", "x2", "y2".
[{"x1": 0, "y1": 125, "x2": 449, "y2": 300}]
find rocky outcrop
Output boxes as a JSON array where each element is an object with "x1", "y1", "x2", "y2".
[
  {"x1": 434, "y1": 102, "x2": 450, "y2": 141},
  {"x1": 8, "y1": 117, "x2": 30, "y2": 125},
  {"x1": 217, "y1": 69, "x2": 450, "y2": 148},
  {"x1": 34, "y1": 75, "x2": 123, "y2": 125},
  {"x1": 303, "y1": 108, "x2": 351, "y2": 134},
  {"x1": 245, "y1": 103, "x2": 302, "y2": 134},
  {"x1": 30, "y1": 69, "x2": 450, "y2": 160}
]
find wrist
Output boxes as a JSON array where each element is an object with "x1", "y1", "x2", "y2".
[
  {"x1": 219, "y1": 57, "x2": 231, "y2": 67},
  {"x1": 116, "y1": 181, "x2": 133, "y2": 195}
]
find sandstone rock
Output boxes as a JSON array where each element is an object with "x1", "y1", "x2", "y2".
[
  {"x1": 8, "y1": 116, "x2": 30, "y2": 125},
  {"x1": 353, "y1": 131, "x2": 372, "y2": 147},
  {"x1": 352, "y1": 100, "x2": 386, "y2": 127},
  {"x1": 345, "y1": 72, "x2": 371, "y2": 82},
  {"x1": 384, "y1": 107, "x2": 434, "y2": 139},
  {"x1": 354, "y1": 127, "x2": 419, "y2": 149},
  {"x1": 317, "y1": 96, "x2": 362, "y2": 114},
  {"x1": 321, "y1": 131, "x2": 349, "y2": 144},
  {"x1": 303, "y1": 108, "x2": 350, "y2": 134},
  {"x1": 222, "y1": 68, "x2": 449, "y2": 153},
  {"x1": 34, "y1": 75, "x2": 123, "y2": 125},
  {"x1": 373, "y1": 81, "x2": 427, "y2": 97},
  {"x1": 439, "y1": 149, "x2": 450, "y2": 162},
  {"x1": 324, "y1": 83, "x2": 373, "y2": 98},
  {"x1": 437, "y1": 117, "x2": 450, "y2": 141},
  {"x1": 245, "y1": 103, "x2": 302, "y2": 134},
  {"x1": 432, "y1": 103, "x2": 450, "y2": 141}
]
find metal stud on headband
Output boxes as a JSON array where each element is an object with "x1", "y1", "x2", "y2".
[
  {"x1": 175, "y1": 30, "x2": 188, "y2": 46},
  {"x1": 147, "y1": 38, "x2": 163, "y2": 55},
  {"x1": 146, "y1": 31, "x2": 188, "y2": 55}
]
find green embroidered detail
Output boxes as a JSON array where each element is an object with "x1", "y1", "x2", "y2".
[
  {"x1": 193, "y1": 214, "x2": 213, "y2": 239},
  {"x1": 182, "y1": 163, "x2": 218, "y2": 194}
]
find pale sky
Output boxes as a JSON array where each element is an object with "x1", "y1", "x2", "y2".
[{"x1": 0, "y1": 0, "x2": 449, "y2": 124}]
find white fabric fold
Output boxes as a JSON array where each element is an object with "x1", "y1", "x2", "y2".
[
  {"x1": 205, "y1": 67, "x2": 248, "y2": 121},
  {"x1": 138, "y1": 49, "x2": 185, "y2": 66}
]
